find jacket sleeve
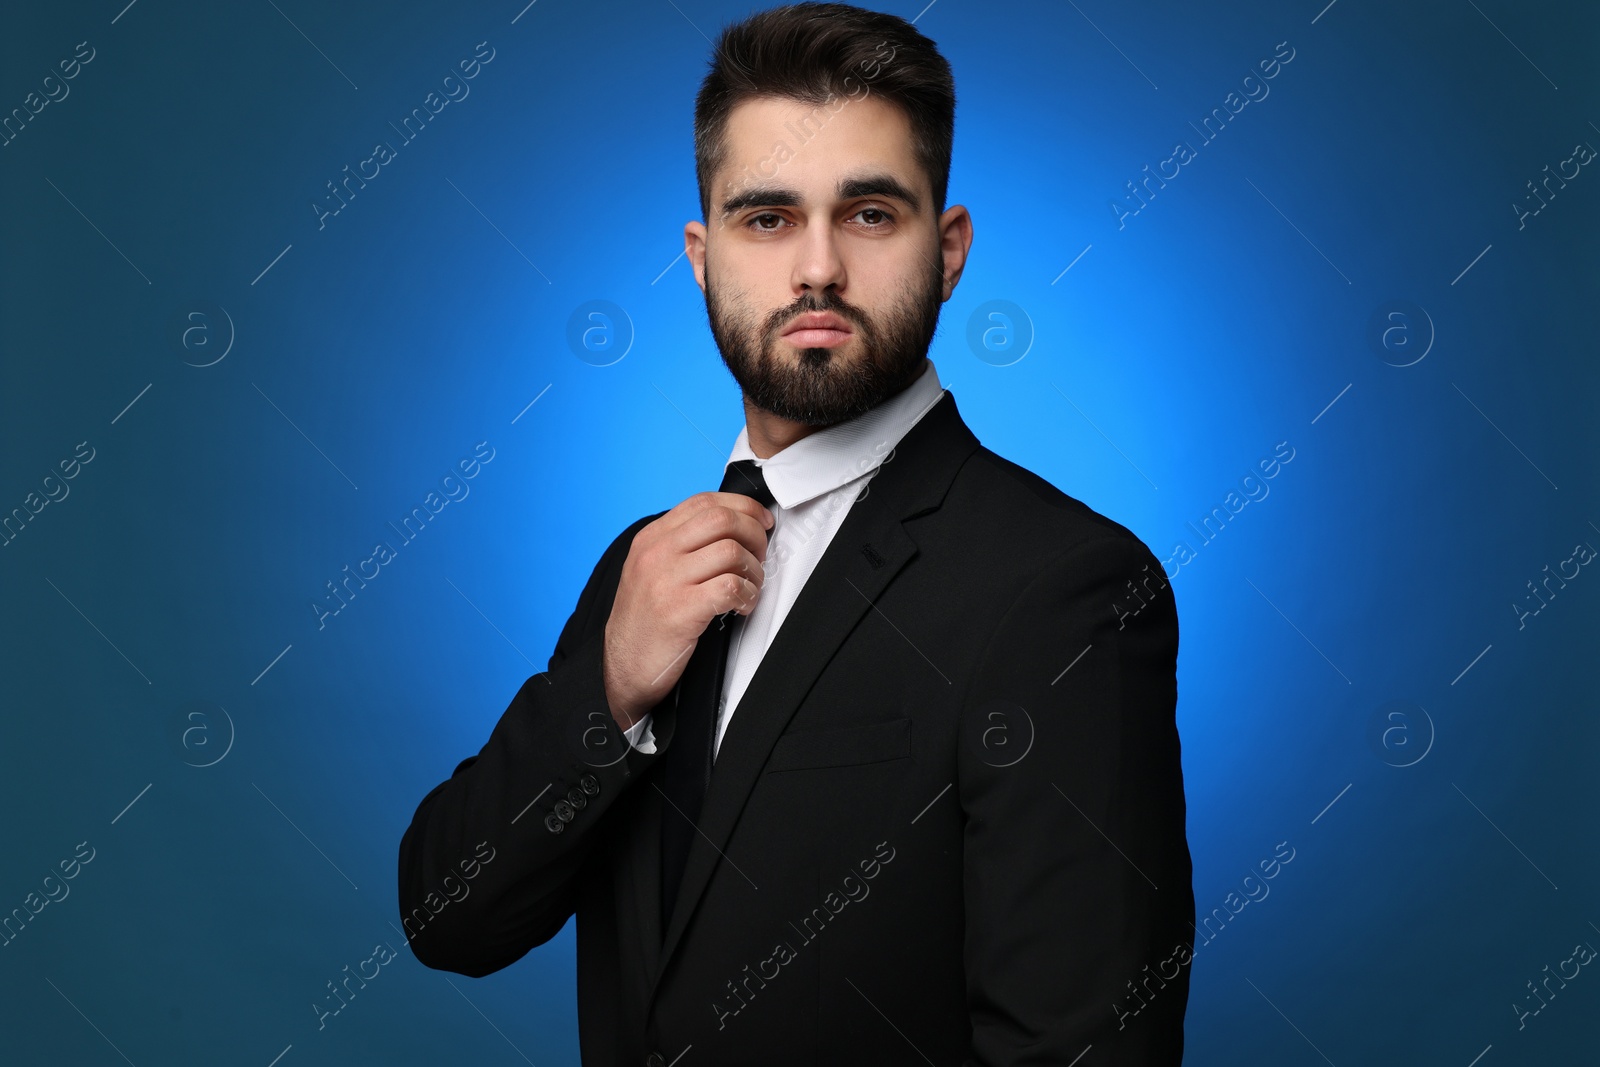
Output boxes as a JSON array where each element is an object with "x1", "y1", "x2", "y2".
[
  {"x1": 960, "y1": 533, "x2": 1193, "y2": 1065},
  {"x1": 397, "y1": 510, "x2": 670, "y2": 977}
]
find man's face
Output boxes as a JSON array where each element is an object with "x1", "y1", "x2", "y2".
[{"x1": 686, "y1": 94, "x2": 967, "y2": 428}]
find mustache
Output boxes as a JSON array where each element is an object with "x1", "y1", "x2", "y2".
[{"x1": 766, "y1": 294, "x2": 866, "y2": 338}]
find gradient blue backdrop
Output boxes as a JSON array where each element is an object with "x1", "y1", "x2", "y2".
[{"x1": 2, "y1": 0, "x2": 1596, "y2": 1063}]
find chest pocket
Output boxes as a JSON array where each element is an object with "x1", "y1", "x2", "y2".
[{"x1": 765, "y1": 717, "x2": 911, "y2": 772}]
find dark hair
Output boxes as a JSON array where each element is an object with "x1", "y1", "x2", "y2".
[{"x1": 693, "y1": 2, "x2": 956, "y2": 222}]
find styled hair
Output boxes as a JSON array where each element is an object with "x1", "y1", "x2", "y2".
[{"x1": 693, "y1": 2, "x2": 956, "y2": 222}]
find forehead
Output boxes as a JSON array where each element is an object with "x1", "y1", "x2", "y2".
[{"x1": 717, "y1": 94, "x2": 923, "y2": 201}]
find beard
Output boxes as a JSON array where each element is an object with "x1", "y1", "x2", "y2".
[{"x1": 703, "y1": 253, "x2": 946, "y2": 428}]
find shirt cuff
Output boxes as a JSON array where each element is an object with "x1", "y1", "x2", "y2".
[{"x1": 623, "y1": 711, "x2": 657, "y2": 754}]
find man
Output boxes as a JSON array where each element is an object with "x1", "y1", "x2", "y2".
[{"x1": 398, "y1": 3, "x2": 1193, "y2": 1063}]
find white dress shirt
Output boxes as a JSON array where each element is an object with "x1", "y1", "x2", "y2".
[{"x1": 621, "y1": 357, "x2": 947, "y2": 758}]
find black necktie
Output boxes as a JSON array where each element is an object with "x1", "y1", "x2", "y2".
[{"x1": 659, "y1": 459, "x2": 776, "y2": 931}]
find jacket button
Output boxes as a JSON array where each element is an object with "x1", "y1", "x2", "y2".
[
  {"x1": 644, "y1": 1054, "x2": 667, "y2": 1067},
  {"x1": 580, "y1": 772, "x2": 601, "y2": 796}
]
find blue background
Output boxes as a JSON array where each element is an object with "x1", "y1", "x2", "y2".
[{"x1": 2, "y1": 0, "x2": 1596, "y2": 1063}]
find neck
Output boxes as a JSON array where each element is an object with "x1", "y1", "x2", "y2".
[{"x1": 742, "y1": 401, "x2": 821, "y2": 459}]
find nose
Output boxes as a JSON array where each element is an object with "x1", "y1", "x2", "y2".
[{"x1": 790, "y1": 219, "x2": 846, "y2": 297}]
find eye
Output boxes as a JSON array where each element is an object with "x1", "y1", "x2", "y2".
[
  {"x1": 745, "y1": 212, "x2": 787, "y2": 232},
  {"x1": 851, "y1": 205, "x2": 895, "y2": 229}
]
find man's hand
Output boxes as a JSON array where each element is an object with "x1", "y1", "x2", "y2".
[{"x1": 602, "y1": 491, "x2": 774, "y2": 732}]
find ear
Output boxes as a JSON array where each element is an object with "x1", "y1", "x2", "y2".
[
  {"x1": 936, "y1": 204, "x2": 973, "y2": 301},
  {"x1": 684, "y1": 220, "x2": 708, "y2": 293}
]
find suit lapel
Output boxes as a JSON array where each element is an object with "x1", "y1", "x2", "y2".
[{"x1": 645, "y1": 390, "x2": 980, "y2": 1002}]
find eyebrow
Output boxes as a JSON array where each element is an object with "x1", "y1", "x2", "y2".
[{"x1": 719, "y1": 172, "x2": 923, "y2": 219}]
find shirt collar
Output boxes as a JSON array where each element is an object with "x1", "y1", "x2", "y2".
[{"x1": 725, "y1": 358, "x2": 946, "y2": 510}]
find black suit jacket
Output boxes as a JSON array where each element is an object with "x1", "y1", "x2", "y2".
[{"x1": 398, "y1": 390, "x2": 1193, "y2": 1064}]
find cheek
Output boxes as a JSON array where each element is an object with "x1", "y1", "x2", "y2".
[
  {"x1": 706, "y1": 254, "x2": 761, "y2": 306},
  {"x1": 875, "y1": 242, "x2": 943, "y2": 297},
  {"x1": 710, "y1": 275, "x2": 787, "y2": 343}
]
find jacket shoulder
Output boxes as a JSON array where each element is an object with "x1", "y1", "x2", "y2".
[{"x1": 954, "y1": 446, "x2": 1156, "y2": 562}]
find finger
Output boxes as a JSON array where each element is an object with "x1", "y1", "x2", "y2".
[
  {"x1": 670, "y1": 498, "x2": 772, "y2": 565},
  {"x1": 677, "y1": 538, "x2": 765, "y2": 595},
  {"x1": 696, "y1": 570, "x2": 762, "y2": 620},
  {"x1": 669, "y1": 491, "x2": 774, "y2": 539}
]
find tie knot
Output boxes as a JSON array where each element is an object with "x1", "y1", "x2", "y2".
[{"x1": 719, "y1": 459, "x2": 776, "y2": 510}]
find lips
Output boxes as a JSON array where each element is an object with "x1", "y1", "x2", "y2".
[{"x1": 781, "y1": 311, "x2": 853, "y2": 347}]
